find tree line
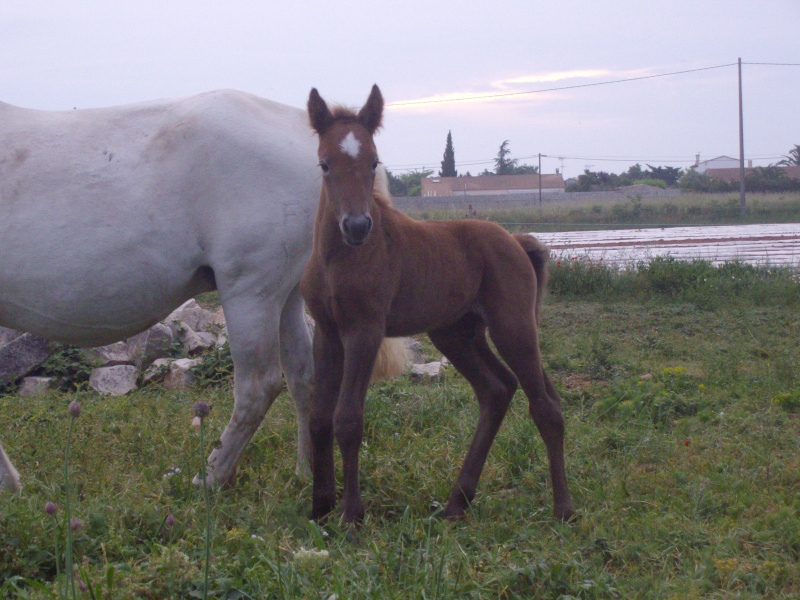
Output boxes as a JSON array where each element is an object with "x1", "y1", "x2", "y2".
[
  {"x1": 386, "y1": 136, "x2": 540, "y2": 196},
  {"x1": 386, "y1": 136, "x2": 800, "y2": 197}
]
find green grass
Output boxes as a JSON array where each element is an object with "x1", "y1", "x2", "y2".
[
  {"x1": 2, "y1": 261, "x2": 799, "y2": 598},
  {"x1": 406, "y1": 192, "x2": 800, "y2": 232}
]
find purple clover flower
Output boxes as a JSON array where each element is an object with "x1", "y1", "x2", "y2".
[{"x1": 68, "y1": 401, "x2": 81, "y2": 419}]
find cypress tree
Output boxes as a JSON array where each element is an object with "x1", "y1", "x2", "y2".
[{"x1": 439, "y1": 131, "x2": 458, "y2": 177}]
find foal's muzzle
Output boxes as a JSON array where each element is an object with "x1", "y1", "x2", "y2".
[{"x1": 340, "y1": 212, "x2": 373, "y2": 246}]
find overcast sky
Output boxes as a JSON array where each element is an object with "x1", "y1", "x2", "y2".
[{"x1": 2, "y1": 1, "x2": 798, "y2": 178}]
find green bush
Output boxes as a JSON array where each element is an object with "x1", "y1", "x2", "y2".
[
  {"x1": 189, "y1": 343, "x2": 234, "y2": 388},
  {"x1": 547, "y1": 257, "x2": 800, "y2": 310},
  {"x1": 37, "y1": 345, "x2": 99, "y2": 392}
]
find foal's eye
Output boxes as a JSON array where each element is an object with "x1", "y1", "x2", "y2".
[
  {"x1": 319, "y1": 162, "x2": 330, "y2": 174},
  {"x1": 371, "y1": 160, "x2": 380, "y2": 172}
]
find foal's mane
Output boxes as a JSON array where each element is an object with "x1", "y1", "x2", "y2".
[{"x1": 329, "y1": 105, "x2": 359, "y2": 122}]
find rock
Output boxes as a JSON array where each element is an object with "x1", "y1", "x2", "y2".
[
  {"x1": 165, "y1": 299, "x2": 218, "y2": 333},
  {"x1": 19, "y1": 376, "x2": 56, "y2": 396},
  {"x1": 406, "y1": 339, "x2": 425, "y2": 364},
  {"x1": 410, "y1": 361, "x2": 443, "y2": 382},
  {"x1": 164, "y1": 357, "x2": 202, "y2": 390},
  {"x1": 0, "y1": 333, "x2": 52, "y2": 385},
  {"x1": 177, "y1": 325, "x2": 216, "y2": 355},
  {"x1": 83, "y1": 341, "x2": 131, "y2": 366},
  {"x1": 143, "y1": 358, "x2": 173, "y2": 383},
  {"x1": 0, "y1": 327, "x2": 22, "y2": 348},
  {"x1": 211, "y1": 306, "x2": 226, "y2": 327},
  {"x1": 127, "y1": 323, "x2": 174, "y2": 369},
  {"x1": 89, "y1": 365, "x2": 138, "y2": 396}
]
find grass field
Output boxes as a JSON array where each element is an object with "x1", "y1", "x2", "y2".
[
  {"x1": 406, "y1": 192, "x2": 800, "y2": 232},
  {"x1": 2, "y1": 256, "x2": 798, "y2": 598}
]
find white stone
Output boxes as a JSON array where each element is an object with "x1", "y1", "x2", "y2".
[
  {"x1": 164, "y1": 357, "x2": 202, "y2": 390},
  {"x1": 84, "y1": 341, "x2": 132, "y2": 365},
  {"x1": 0, "y1": 333, "x2": 52, "y2": 385},
  {"x1": 0, "y1": 327, "x2": 22, "y2": 348},
  {"x1": 410, "y1": 361, "x2": 442, "y2": 382},
  {"x1": 89, "y1": 365, "x2": 138, "y2": 396},
  {"x1": 127, "y1": 323, "x2": 175, "y2": 369},
  {"x1": 177, "y1": 325, "x2": 215, "y2": 355},
  {"x1": 165, "y1": 299, "x2": 218, "y2": 333},
  {"x1": 143, "y1": 358, "x2": 173, "y2": 383},
  {"x1": 19, "y1": 376, "x2": 56, "y2": 396}
]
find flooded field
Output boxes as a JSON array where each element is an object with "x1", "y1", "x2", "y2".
[{"x1": 534, "y1": 223, "x2": 800, "y2": 267}]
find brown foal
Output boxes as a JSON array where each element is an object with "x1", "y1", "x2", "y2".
[{"x1": 300, "y1": 85, "x2": 575, "y2": 525}]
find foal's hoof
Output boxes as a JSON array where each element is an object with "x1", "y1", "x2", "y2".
[
  {"x1": 442, "y1": 507, "x2": 468, "y2": 521},
  {"x1": 340, "y1": 504, "x2": 365, "y2": 527},
  {"x1": 555, "y1": 505, "x2": 578, "y2": 523}
]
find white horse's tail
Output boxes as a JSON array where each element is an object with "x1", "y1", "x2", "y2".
[
  {"x1": 305, "y1": 313, "x2": 410, "y2": 383},
  {"x1": 373, "y1": 163, "x2": 393, "y2": 206},
  {"x1": 371, "y1": 337, "x2": 410, "y2": 383}
]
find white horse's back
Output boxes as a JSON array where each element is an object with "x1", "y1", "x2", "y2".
[{"x1": 0, "y1": 90, "x2": 318, "y2": 345}]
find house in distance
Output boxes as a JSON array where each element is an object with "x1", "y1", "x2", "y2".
[{"x1": 421, "y1": 173, "x2": 565, "y2": 197}]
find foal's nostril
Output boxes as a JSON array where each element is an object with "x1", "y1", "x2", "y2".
[{"x1": 341, "y1": 213, "x2": 373, "y2": 245}]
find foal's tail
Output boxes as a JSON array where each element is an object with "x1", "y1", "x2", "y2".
[{"x1": 513, "y1": 234, "x2": 550, "y2": 324}]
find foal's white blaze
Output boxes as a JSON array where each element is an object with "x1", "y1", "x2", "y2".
[{"x1": 339, "y1": 131, "x2": 360, "y2": 158}]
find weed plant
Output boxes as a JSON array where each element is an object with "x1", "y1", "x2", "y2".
[
  {"x1": 1, "y1": 261, "x2": 799, "y2": 597},
  {"x1": 548, "y1": 256, "x2": 800, "y2": 310}
]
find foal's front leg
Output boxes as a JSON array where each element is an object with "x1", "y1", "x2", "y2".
[
  {"x1": 309, "y1": 326, "x2": 344, "y2": 521},
  {"x1": 335, "y1": 326, "x2": 384, "y2": 524}
]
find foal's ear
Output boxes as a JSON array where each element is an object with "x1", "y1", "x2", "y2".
[
  {"x1": 357, "y1": 84, "x2": 383, "y2": 135},
  {"x1": 308, "y1": 88, "x2": 334, "y2": 135}
]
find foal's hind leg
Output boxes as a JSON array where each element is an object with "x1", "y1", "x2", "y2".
[
  {"x1": 488, "y1": 315, "x2": 575, "y2": 522},
  {"x1": 428, "y1": 316, "x2": 518, "y2": 519}
]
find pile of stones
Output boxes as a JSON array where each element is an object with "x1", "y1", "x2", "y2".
[
  {"x1": 0, "y1": 300, "x2": 227, "y2": 396},
  {"x1": 1, "y1": 302, "x2": 447, "y2": 397}
]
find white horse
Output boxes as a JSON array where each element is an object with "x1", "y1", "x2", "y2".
[{"x1": 1, "y1": 90, "x2": 330, "y2": 492}]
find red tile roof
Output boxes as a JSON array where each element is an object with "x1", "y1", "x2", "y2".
[
  {"x1": 422, "y1": 174, "x2": 564, "y2": 195},
  {"x1": 705, "y1": 166, "x2": 800, "y2": 181}
]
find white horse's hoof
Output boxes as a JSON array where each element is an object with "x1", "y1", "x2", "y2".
[
  {"x1": 191, "y1": 467, "x2": 219, "y2": 488},
  {"x1": 295, "y1": 460, "x2": 312, "y2": 481},
  {"x1": 0, "y1": 446, "x2": 22, "y2": 493}
]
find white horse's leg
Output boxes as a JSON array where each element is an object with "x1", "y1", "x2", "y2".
[
  {"x1": 0, "y1": 443, "x2": 22, "y2": 492},
  {"x1": 194, "y1": 297, "x2": 283, "y2": 487},
  {"x1": 278, "y1": 284, "x2": 314, "y2": 478}
]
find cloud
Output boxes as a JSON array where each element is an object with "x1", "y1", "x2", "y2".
[
  {"x1": 492, "y1": 69, "x2": 613, "y2": 87},
  {"x1": 387, "y1": 67, "x2": 653, "y2": 110}
]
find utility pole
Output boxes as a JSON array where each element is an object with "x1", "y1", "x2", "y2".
[
  {"x1": 738, "y1": 57, "x2": 746, "y2": 214},
  {"x1": 538, "y1": 153, "x2": 542, "y2": 207}
]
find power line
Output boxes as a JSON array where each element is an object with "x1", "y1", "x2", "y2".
[
  {"x1": 383, "y1": 60, "x2": 798, "y2": 172},
  {"x1": 386, "y1": 154, "x2": 787, "y2": 173},
  {"x1": 387, "y1": 63, "x2": 737, "y2": 107},
  {"x1": 743, "y1": 62, "x2": 800, "y2": 66}
]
